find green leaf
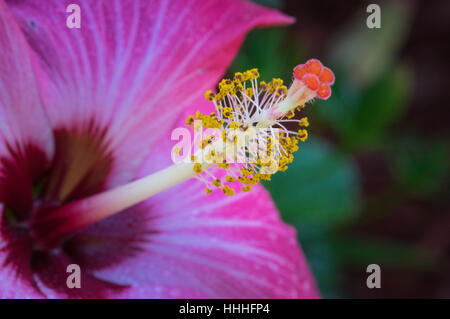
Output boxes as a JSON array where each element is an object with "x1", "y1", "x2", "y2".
[
  {"x1": 392, "y1": 136, "x2": 449, "y2": 197},
  {"x1": 302, "y1": 236, "x2": 343, "y2": 298},
  {"x1": 251, "y1": 0, "x2": 282, "y2": 9},
  {"x1": 347, "y1": 65, "x2": 411, "y2": 148},
  {"x1": 331, "y1": 238, "x2": 435, "y2": 270},
  {"x1": 228, "y1": 28, "x2": 305, "y2": 82},
  {"x1": 318, "y1": 64, "x2": 411, "y2": 150},
  {"x1": 263, "y1": 137, "x2": 360, "y2": 228}
]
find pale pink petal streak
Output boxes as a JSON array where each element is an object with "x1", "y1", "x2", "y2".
[{"x1": 0, "y1": 0, "x2": 53, "y2": 165}]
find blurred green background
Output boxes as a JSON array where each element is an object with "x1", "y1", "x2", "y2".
[{"x1": 228, "y1": 0, "x2": 450, "y2": 298}]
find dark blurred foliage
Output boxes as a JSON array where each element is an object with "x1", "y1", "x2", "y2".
[{"x1": 228, "y1": 0, "x2": 450, "y2": 298}]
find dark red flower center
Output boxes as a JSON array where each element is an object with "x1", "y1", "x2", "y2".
[
  {"x1": 0, "y1": 122, "x2": 135, "y2": 297},
  {"x1": 1, "y1": 122, "x2": 113, "y2": 238}
]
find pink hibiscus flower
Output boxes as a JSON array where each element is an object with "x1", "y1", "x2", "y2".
[{"x1": 0, "y1": 0, "x2": 322, "y2": 298}]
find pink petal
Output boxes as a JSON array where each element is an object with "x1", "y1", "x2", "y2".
[
  {"x1": 0, "y1": 0, "x2": 52, "y2": 156},
  {"x1": 9, "y1": 0, "x2": 293, "y2": 187},
  {"x1": 76, "y1": 182, "x2": 318, "y2": 298},
  {"x1": 0, "y1": 0, "x2": 53, "y2": 217}
]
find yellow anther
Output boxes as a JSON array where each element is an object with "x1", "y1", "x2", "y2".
[
  {"x1": 222, "y1": 185, "x2": 235, "y2": 196},
  {"x1": 205, "y1": 136, "x2": 214, "y2": 144},
  {"x1": 238, "y1": 176, "x2": 253, "y2": 185},
  {"x1": 269, "y1": 78, "x2": 284, "y2": 92},
  {"x1": 205, "y1": 188, "x2": 213, "y2": 194},
  {"x1": 213, "y1": 179, "x2": 222, "y2": 187},
  {"x1": 235, "y1": 83, "x2": 244, "y2": 93},
  {"x1": 299, "y1": 117, "x2": 309, "y2": 127},
  {"x1": 205, "y1": 90, "x2": 215, "y2": 101},
  {"x1": 241, "y1": 167, "x2": 253, "y2": 176},
  {"x1": 286, "y1": 110, "x2": 295, "y2": 119},
  {"x1": 214, "y1": 92, "x2": 224, "y2": 102},
  {"x1": 259, "y1": 81, "x2": 267, "y2": 91},
  {"x1": 250, "y1": 68, "x2": 259, "y2": 79},
  {"x1": 218, "y1": 79, "x2": 234, "y2": 96},
  {"x1": 185, "y1": 115, "x2": 194, "y2": 126},
  {"x1": 222, "y1": 130, "x2": 227, "y2": 143},
  {"x1": 223, "y1": 107, "x2": 233, "y2": 118},
  {"x1": 234, "y1": 72, "x2": 244, "y2": 82},
  {"x1": 225, "y1": 176, "x2": 235, "y2": 182},
  {"x1": 242, "y1": 185, "x2": 252, "y2": 192},
  {"x1": 241, "y1": 71, "x2": 250, "y2": 81},
  {"x1": 296, "y1": 104, "x2": 305, "y2": 112},
  {"x1": 277, "y1": 85, "x2": 288, "y2": 96},
  {"x1": 243, "y1": 68, "x2": 259, "y2": 81},
  {"x1": 297, "y1": 129, "x2": 308, "y2": 142},
  {"x1": 218, "y1": 162, "x2": 230, "y2": 169},
  {"x1": 193, "y1": 163, "x2": 202, "y2": 174}
]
